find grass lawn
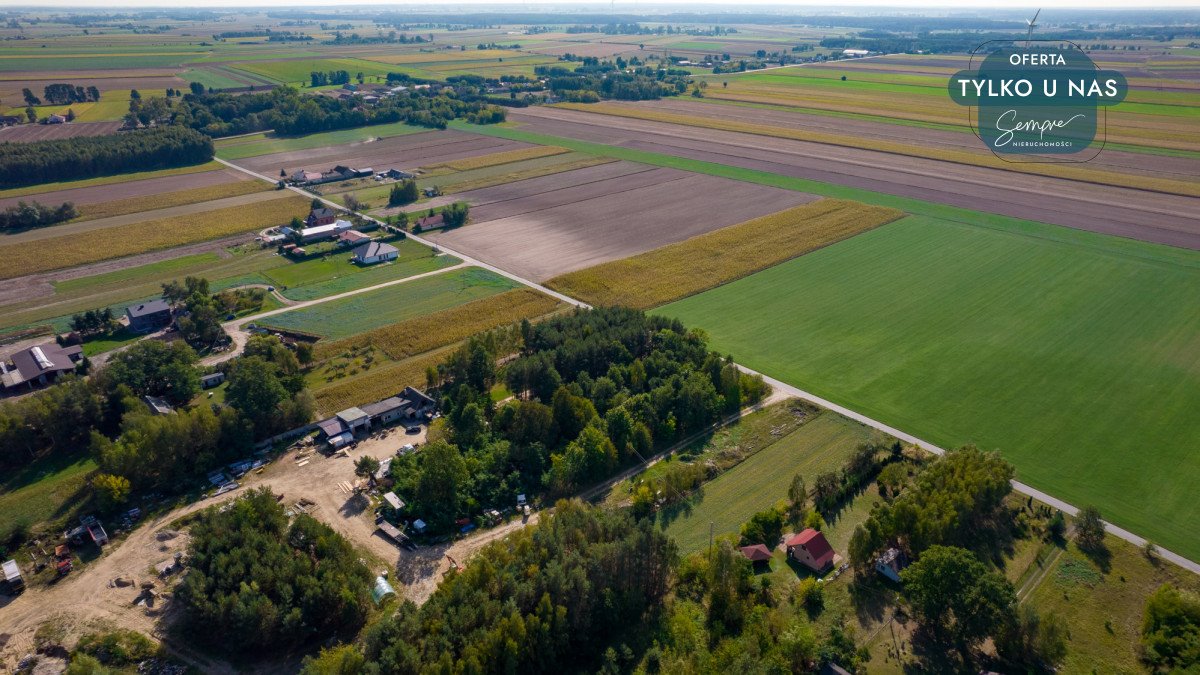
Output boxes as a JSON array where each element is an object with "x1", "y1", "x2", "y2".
[
  {"x1": 662, "y1": 412, "x2": 875, "y2": 554},
  {"x1": 215, "y1": 120, "x2": 427, "y2": 160},
  {"x1": 81, "y1": 326, "x2": 143, "y2": 356},
  {"x1": 0, "y1": 454, "x2": 96, "y2": 536},
  {"x1": 657, "y1": 214, "x2": 1200, "y2": 560},
  {"x1": 256, "y1": 266, "x2": 518, "y2": 339},
  {"x1": 263, "y1": 238, "x2": 458, "y2": 300}
]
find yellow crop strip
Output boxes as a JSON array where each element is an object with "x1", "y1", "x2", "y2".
[
  {"x1": 424, "y1": 145, "x2": 571, "y2": 172},
  {"x1": 547, "y1": 199, "x2": 902, "y2": 309}
]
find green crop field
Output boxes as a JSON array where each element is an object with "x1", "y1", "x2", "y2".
[
  {"x1": 230, "y1": 57, "x2": 395, "y2": 85},
  {"x1": 265, "y1": 239, "x2": 460, "y2": 301},
  {"x1": 662, "y1": 412, "x2": 872, "y2": 553},
  {"x1": 658, "y1": 214, "x2": 1200, "y2": 560},
  {"x1": 215, "y1": 121, "x2": 427, "y2": 160},
  {"x1": 256, "y1": 267, "x2": 519, "y2": 339}
]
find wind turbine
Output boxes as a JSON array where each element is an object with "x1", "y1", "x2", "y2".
[{"x1": 1025, "y1": 9, "x2": 1041, "y2": 48}]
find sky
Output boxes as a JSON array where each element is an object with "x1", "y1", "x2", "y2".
[{"x1": 5, "y1": 1, "x2": 1200, "y2": 8}]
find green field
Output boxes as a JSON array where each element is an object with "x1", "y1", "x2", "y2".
[
  {"x1": 0, "y1": 455, "x2": 97, "y2": 536},
  {"x1": 215, "y1": 121, "x2": 427, "y2": 160},
  {"x1": 658, "y1": 214, "x2": 1200, "y2": 560},
  {"x1": 265, "y1": 239, "x2": 460, "y2": 301},
  {"x1": 257, "y1": 267, "x2": 519, "y2": 339},
  {"x1": 662, "y1": 412, "x2": 872, "y2": 553},
  {"x1": 229, "y1": 57, "x2": 395, "y2": 85}
]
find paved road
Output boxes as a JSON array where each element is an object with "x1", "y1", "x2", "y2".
[{"x1": 214, "y1": 157, "x2": 1200, "y2": 576}]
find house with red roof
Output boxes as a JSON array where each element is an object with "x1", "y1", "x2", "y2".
[{"x1": 785, "y1": 529, "x2": 836, "y2": 572}]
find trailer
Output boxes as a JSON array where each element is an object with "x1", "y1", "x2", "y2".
[{"x1": 3, "y1": 559, "x2": 22, "y2": 592}]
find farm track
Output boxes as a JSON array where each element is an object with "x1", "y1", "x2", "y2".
[
  {"x1": 216, "y1": 140, "x2": 1200, "y2": 576},
  {"x1": 509, "y1": 106, "x2": 1200, "y2": 250}
]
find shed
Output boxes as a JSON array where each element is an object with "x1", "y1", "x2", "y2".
[
  {"x1": 200, "y1": 372, "x2": 225, "y2": 389},
  {"x1": 383, "y1": 492, "x2": 405, "y2": 511},
  {"x1": 739, "y1": 544, "x2": 773, "y2": 563},
  {"x1": 336, "y1": 407, "x2": 370, "y2": 432},
  {"x1": 412, "y1": 519, "x2": 427, "y2": 534},
  {"x1": 875, "y1": 547, "x2": 907, "y2": 583}
]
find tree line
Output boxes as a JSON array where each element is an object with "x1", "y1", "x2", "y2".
[
  {"x1": 0, "y1": 200, "x2": 77, "y2": 231},
  {"x1": 0, "y1": 126, "x2": 213, "y2": 188},
  {"x1": 536, "y1": 61, "x2": 690, "y2": 101},
  {"x1": 309, "y1": 69, "x2": 351, "y2": 87},
  {"x1": 386, "y1": 307, "x2": 767, "y2": 535}
]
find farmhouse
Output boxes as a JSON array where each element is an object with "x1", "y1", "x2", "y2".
[
  {"x1": 315, "y1": 387, "x2": 435, "y2": 446},
  {"x1": 785, "y1": 529, "x2": 836, "y2": 573},
  {"x1": 46, "y1": 114, "x2": 67, "y2": 124},
  {"x1": 282, "y1": 219, "x2": 353, "y2": 244},
  {"x1": 291, "y1": 170, "x2": 322, "y2": 184},
  {"x1": 306, "y1": 207, "x2": 337, "y2": 228},
  {"x1": 414, "y1": 213, "x2": 444, "y2": 231},
  {"x1": 1, "y1": 342, "x2": 83, "y2": 390},
  {"x1": 125, "y1": 299, "x2": 172, "y2": 332},
  {"x1": 353, "y1": 241, "x2": 399, "y2": 265}
]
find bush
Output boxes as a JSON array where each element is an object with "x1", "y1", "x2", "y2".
[
  {"x1": 74, "y1": 629, "x2": 156, "y2": 667},
  {"x1": 0, "y1": 200, "x2": 77, "y2": 231}
]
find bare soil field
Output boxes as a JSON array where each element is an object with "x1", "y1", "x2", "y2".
[
  {"x1": 0, "y1": 167, "x2": 251, "y2": 211},
  {"x1": 508, "y1": 106, "x2": 1200, "y2": 249},
  {"x1": 233, "y1": 129, "x2": 531, "y2": 176},
  {"x1": 0, "y1": 121, "x2": 123, "y2": 143},
  {"x1": 427, "y1": 162, "x2": 816, "y2": 280},
  {"x1": 637, "y1": 98, "x2": 1200, "y2": 181}
]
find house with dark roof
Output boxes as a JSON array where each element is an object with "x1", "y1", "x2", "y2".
[
  {"x1": 306, "y1": 207, "x2": 337, "y2": 228},
  {"x1": 316, "y1": 417, "x2": 352, "y2": 448},
  {"x1": 353, "y1": 241, "x2": 399, "y2": 265},
  {"x1": 786, "y1": 529, "x2": 836, "y2": 572},
  {"x1": 362, "y1": 396, "x2": 407, "y2": 426},
  {"x1": 1, "y1": 342, "x2": 83, "y2": 390},
  {"x1": 125, "y1": 299, "x2": 172, "y2": 333}
]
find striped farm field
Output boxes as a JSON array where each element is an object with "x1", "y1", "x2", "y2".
[
  {"x1": 424, "y1": 145, "x2": 570, "y2": 172},
  {"x1": 256, "y1": 267, "x2": 520, "y2": 340},
  {"x1": 546, "y1": 199, "x2": 901, "y2": 309},
  {"x1": 0, "y1": 195, "x2": 310, "y2": 281},
  {"x1": 0, "y1": 162, "x2": 224, "y2": 201},
  {"x1": 556, "y1": 103, "x2": 1200, "y2": 196},
  {"x1": 663, "y1": 412, "x2": 874, "y2": 554},
  {"x1": 657, "y1": 214, "x2": 1200, "y2": 560},
  {"x1": 214, "y1": 120, "x2": 425, "y2": 160},
  {"x1": 73, "y1": 180, "x2": 269, "y2": 222}
]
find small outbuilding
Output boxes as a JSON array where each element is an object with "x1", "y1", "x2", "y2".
[
  {"x1": 143, "y1": 395, "x2": 174, "y2": 415},
  {"x1": 875, "y1": 547, "x2": 908, "y2": 583},
  {"x1": 383, "y1": 492, "x2": 405, "y2": 512},
  {"x1": 739, "y1": 544, "x2": 774, "y2": 564},
  {"x1": 786, "y1": 529, "x2": 836, "y2": 573},
  {"x1": 200, "y1": 372, "x2": 225, "y2": 389},
  {"x1": 336, "y1": 407, "x2": 371, "y2": 433}
]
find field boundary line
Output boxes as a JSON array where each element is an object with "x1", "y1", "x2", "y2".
[{"x1": 212, "y1": 157, "x2": 1200, "y2": 577}]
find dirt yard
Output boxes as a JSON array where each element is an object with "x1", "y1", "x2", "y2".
[
  {"x1": 425, "y1": 161, "x2": 817, "y2": 280},
  {"x1": 0, "y1": 423, "x2": 538, "y2": 670}
]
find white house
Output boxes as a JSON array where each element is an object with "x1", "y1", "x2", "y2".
[{"x1": 353, "y1": 241, "x2": 399, "y2": 265}]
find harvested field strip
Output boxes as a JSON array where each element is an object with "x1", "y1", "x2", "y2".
[
  {"x1": 657, "y1": 214, "x2": 1200, "y2": 560},
  {"x1": 0, "y1": 196, "x2": 310, "y2": 281},
  {"x1": 0, "y1": 161, "x2": 224, "y2": 200},
  {"x1": 458, "y1": 121, "x2": 1200, "y2": 252},
  {"x1": 437, "y1": 155, "x2": 617, "y2": 195},
  {"x1": 313, "y1": 288, "x2": 563, "y2": 361},
  {"x1": 73, "y1": 181, "x2": 268, "y2": 222},
  {"x1": 546, "y1": 199, "x2": 901, "y2": 309},
  {"x1": 663, "y1": 413, "x2": 872, "y2": 554},
  {"x1": 423, "y1": 145, "x2": 570, "y2": 171},
  {"x1": 554, "y1": 103, "x2": 1200, "y2": 197},
  {"x1": 313, "y1": 348, "x2": 449, "y2": 416},
  {"x1": 691, "y1": 97, "x2": 1200, "y2": 160},
  {"x1": 256, "y1": 267, "x2": 520, "y2": 340},
  {"x1": 214, "y1": 121, "x2": 425, "y2": 160}
]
